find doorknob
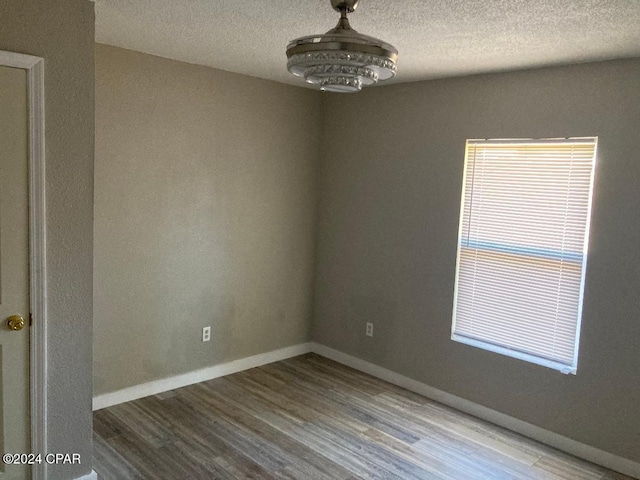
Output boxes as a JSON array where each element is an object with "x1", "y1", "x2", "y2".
[{"x1": 7, "y1": 315, "x2": 25, "y2": 331}]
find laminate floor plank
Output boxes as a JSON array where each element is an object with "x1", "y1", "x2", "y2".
[
  {"x1": 284, "y1": 356, "x2": 386, "y2": 397},
  {"x1": 200, "y1": 377, "x2": 276, "y2": 416},
  {"x1": 135, "y1": 395, "x2": 232, "y2": 458},
  {"x1": 213, "y1": 451, "x2": 279, "y2": 480},
  {"x1": 268, "y1": 372, "x2": 424, "y2": 444},
  {"x1": 94, "y1": 353, "x2": 634, "y2": 480},
  {"x1": 470, "y1": 447, "x2": 565, "y2": 480},
  {"x1": 533, "y1": 453, "x2": 608, "y2": 480},
  {"x1": 94, "y1": 409, "x2": 124, "y2": 441},
  {"x1": 222, "y1": 373, "x2": 324, "y2": 423},
  {"x1": 231, "y1": 370, "x2": 383, "y2": 435},
  {"x1": 300, "y1": 358, "x2": 545, "y2": 465},
  {"x1": 305, "y1": 420, "x2": 436, "y2": 480},
  {"x1": 603, "y1": 472, "x2": 637, "y2": 480},
  {"x1": 93, "y1": 433, "x2": 144, "y2": 480},
  {"x1": 360, "y1": 427, "x2": 482, "y2": 480},
  {"x1": 304, "y1": 355, "x2": 434, "y2": 404},
  {"x1": 184, "y1": 383, "x2": 355, "y2": 480},
  {"x1": 258, "y1": 410, "x2": 405, "y2": 480},
  {"x1": 102, "y1": 432, "x2": 200, "y2": 480},
  {"x1": 100, "y1": 402, "x2": 176, "y2": 449},
  {"x1": 374, "y1": 391, "x2": 550, "y2": 464},
  {"x1": 325, "y1": 383, "x2": 498, "y2": 453}
]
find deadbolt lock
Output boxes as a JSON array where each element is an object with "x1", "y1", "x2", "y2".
[{"x1": 7, "y1": 315, "x2": 25, "y2": 331}]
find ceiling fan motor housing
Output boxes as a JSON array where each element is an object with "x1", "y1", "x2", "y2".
[{"x1": 331, "y1": 0, "x2": 360, "y2": 13}]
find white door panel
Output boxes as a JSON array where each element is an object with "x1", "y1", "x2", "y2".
[{"x1": 0, "y1": 64, "x2": 31, "y2": 480}]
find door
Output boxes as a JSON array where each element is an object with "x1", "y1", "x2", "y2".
[{"x1": 0, "y1": 64, "x2": 31, "y2": 479}]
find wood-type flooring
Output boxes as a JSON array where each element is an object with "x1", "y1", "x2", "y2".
[{"x1": 93, "y1": 353, "x2": 634, "y2": 479}]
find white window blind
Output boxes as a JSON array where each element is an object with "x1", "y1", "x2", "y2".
[{"x1": 451, "y1": 138, "x2": 597, "y2": 374}]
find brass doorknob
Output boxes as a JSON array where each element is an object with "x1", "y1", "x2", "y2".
[{"x1": 7, "y1": 315, "x2": 25, "y2": 331}]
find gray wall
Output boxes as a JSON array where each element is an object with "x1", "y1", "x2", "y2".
[
  {"x1": 94, "y1": 45, "x2": 321, "y2": 395},
  {"x1": 0, "y1": 1, "x2": 95, "y2": 479},
  {"x1": 314, "y1": 59, "x2": 640, "y2": 463}
]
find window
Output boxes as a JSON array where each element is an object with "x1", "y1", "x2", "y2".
[{"x1": 451, "y1": 138, "x2": 597, "y2": 374}]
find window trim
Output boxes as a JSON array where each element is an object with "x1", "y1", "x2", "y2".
[{"x1": 450, "y1": 137, "x2": 598, "y2": 374}]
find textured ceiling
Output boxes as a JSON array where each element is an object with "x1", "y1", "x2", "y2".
[{"x1": 94, "y1": 0, "x2": 640, "y2": 87}]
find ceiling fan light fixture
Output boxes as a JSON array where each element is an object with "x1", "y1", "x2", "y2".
[{"x1": 286, "y1": 0, "x2": 397, "y2": 93}]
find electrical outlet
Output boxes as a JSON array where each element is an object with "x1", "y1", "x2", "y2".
[
  {"x1": 202, "y1": 326, "x2": 211, "y2": 342},
  {"x1": 366, "y1": 322, "x2": 373, "y2": 337}
]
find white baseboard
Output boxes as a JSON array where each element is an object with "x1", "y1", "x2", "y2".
[
  {"x1": 92, "y1": 343, "x2": 313, "y2": 411},
  {"x1": 73, "y1": 470, "x2": 97, "y2": 480},
  {"x1": 311, "y1": 342, "x2": 640, "y2": 479}
]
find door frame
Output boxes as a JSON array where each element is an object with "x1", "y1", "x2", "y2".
[{"x1": 0, "y1": 50, "x2": 47, "y2": 480}]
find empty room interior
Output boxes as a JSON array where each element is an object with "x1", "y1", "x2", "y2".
[{"x1": 1, "y1": 1, "x2": 640, "y2": 479}]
